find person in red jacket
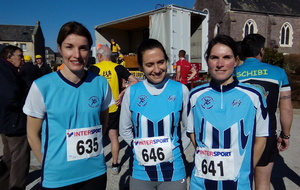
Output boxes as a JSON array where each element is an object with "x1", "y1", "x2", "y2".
[{"x1": 175, "y1": 50, "x2": 196, "y2": 90}]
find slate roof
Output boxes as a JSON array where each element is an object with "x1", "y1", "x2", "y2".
[
  {"x1": 227, "y1": 0, "x2": 300, "y2": 16},
  {"x1": 0, "y1": 25, "x2": 35, "y2": 42}
]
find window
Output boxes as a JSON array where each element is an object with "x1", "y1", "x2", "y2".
[
  {"x1": 243, "y1": 19, "x2": 258, "y2": 38},
  {"x1": 20, "y1": 43, "x2": 27, "y2": 51},
  {"x1": 280, "y1": 22, "x2": 293, "y2": 47}
]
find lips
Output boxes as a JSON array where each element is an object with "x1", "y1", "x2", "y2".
[{"x1": 70, "y1": 60, "x2": 82, "y2": 65}]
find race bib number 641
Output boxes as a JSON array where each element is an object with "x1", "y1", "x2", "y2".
[
  {"x1": 66, "y1": 126, "x2": 103, "y2": 161},
  {"x1": 195, "y1": 147, "x2": 235, "y2": 180}
]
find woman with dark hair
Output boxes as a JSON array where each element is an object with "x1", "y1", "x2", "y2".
[
  {"x1": 187, "y1": 35, "x2": 269, "y2": 189},
  {"x1": 0, "y1": 45, "x2": 30, "y2": 190},
  {"x1": 120, "y1": 39, "x2": 188, "y2": 190},
  {"x1": 23, "y1": 21, "x2": 113, "y2": 189}
]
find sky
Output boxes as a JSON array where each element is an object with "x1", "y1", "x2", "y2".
[{"x1": 0, "y1": 0, "x2": 194, "y2": 52}]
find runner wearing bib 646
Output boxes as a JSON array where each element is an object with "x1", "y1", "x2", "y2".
[{"x1": 120, "y1": 39, "x2": 189, "y2": 190}]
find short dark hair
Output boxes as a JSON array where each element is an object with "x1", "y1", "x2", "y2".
[
  {"x1": 0, "y1": 45, "x2": 23, "y2": 60},
  {"x1": 57, "y1": 21, "x2": 93, "y2": 48},
  {"x1": 241, "y1": 34, "x2": 265, "y2": 58},
  {"x1": 236, "y1": 41, "x2": 244, "y2": 61},
  {"x1": 179, "y1": 50, "x2": 186, "y2": 57},
  {"x1": 137, "y1": 39, "x2": 168, "y2": 68},
  {"x1": 205, "y1": 35, "x2": 237, "y2": 62}
]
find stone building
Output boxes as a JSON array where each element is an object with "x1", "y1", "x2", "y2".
[
  {"x1": 0, "y1": 21, "x2": 45, "y2": 59},
  {"x1": 194, "y1": 0, "x2": 300, "y2": 54}
]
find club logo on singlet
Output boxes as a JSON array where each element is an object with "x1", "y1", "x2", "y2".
[
  {"x1": 201, "y1": 96, "x2": 214, "y2": 109},
  {"x1": 137, "y1": 95, "x2": 148, "y2": 107},
  {"x1": 88, "y1": 96, "x2": 100, "y2": 108}
]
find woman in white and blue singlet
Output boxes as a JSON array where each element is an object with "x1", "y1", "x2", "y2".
[
  {"x1": 187, "y1": 35, "x2": 269, "y2": 190},
  {"x1": 119, "y1": 39, "x2": 189, "y2": 190}
]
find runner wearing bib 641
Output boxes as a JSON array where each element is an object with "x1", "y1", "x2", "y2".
[{"x1": 187, "y1": 35, "x2": 269, "y2": 190}]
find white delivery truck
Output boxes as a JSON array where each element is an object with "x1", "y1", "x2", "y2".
[{"x1": 94, "y1": 4, "x2": 208, "y2": 79}]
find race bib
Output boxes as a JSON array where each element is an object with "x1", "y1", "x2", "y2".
[
  {"x1": 194, "y1": 147, "x2": 235, "y2": 180},
  {"x1": 66, "y1": 126, "x2": 103, "y2": 161},
  {"x1": 133, "y1": 136, "x2": 173, "y2": 166}
]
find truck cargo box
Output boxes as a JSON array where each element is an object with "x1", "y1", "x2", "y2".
[{"x1": 95, "y1": 4, "x2": 208, "y2": 74}]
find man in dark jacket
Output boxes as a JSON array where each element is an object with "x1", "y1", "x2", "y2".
[
  {"x1": 35, "y1": 54, "x2": 51, "y2": 76},
  {"x1": 20, "y1": 55, "x2": 42, "y2": 89},
  {"x1": 0, "y1": 45, "x2": 30, "y2": 190}
]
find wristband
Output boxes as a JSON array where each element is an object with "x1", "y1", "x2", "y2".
[{"x1": 280, "y1": 133, "x2": 290, "y2": 139}]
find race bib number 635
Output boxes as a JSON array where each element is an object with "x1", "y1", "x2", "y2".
[{"x1": 66, "y1": 126, "x2": 103, "y2": 161}]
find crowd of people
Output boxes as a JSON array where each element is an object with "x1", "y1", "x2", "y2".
[{"x1": 0, "y1": 21, "x2": 293, "y2": 190}]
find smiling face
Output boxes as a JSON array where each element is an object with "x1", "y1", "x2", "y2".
[
  {"x1": 141, "y1": 48, "x2": 167, "y2": 84},
  {"x1": 208, "y1": 43, "x2": 237, "y2": 85},
  {"x1": 58, "y1": 34, "x2": 89, "y2": 73}
]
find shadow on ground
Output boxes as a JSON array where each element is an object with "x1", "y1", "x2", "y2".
[{"x1": 271, "y1": 155, "x2": 300, "y2": 190}]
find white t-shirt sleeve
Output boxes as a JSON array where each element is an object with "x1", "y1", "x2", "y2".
[{"x1": 23, "y1": 82, "x2": 46, "y2": 119}]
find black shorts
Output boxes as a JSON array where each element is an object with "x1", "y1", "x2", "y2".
[
  {"x1": 108, "y1": 108, "x2": 120, "y2": 130},
  {"x1": 256, "y1": 135, "x2": 279, "y2": 166}
]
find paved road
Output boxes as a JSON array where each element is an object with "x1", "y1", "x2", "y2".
[{"x1": 1, "y1": 109, "x2": 299, "y2": 190}]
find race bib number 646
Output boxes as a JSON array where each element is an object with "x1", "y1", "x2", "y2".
[
  {"x1": 133, "y1": 136, "x2": 173, "y2": 166},
  {"x1": 66, "y1": 126, "x2": 103, "y2": 161}
]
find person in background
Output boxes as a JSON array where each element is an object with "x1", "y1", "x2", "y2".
[
  {"x1": 89, "y1": 45, "x2": 138, "y2": 175},
  {"x1": 87, "y1": 57, "x2": 96, "y2": 69},
  {"x1": 116, "y1": 54, "x2": 127, "y2": 88},
  {"x1": 117, "y1": 54, "x2": 126, "y2": 67},
  {"x1": 110, "y1": 39, "x2": 121, "y2": 59},
  {"x1": 0, "y1": 45, "x2": 30, "y2": 190},
  {"x1": 119, "y1": 39, "x2": 188, "y2": 190},
  {"x1": 175, "y1": 50, "x2": 197, "y2": 90},
  {"x1": 187, "y1": 35, "x2": 269, "y2": 189},
  {"x1": 235, "y1": 33, "x2": 293, "y2": 190},
  {"x1": 23, "y1": 21, "x2": 113, "y2": 189},
  {"x1": 20, "y1": 55, "x2": 42, "y2": 89},
  {"x1": 35, "y1": 54, "x2": 51, "y2": 76},
  {"x1": 235, "y1": 41, "x2": 244, "y2": 66}
]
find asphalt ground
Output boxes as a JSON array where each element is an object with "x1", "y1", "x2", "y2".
[{"x1": 0, "y1": 109, "x2": 299, "y2": 190}]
